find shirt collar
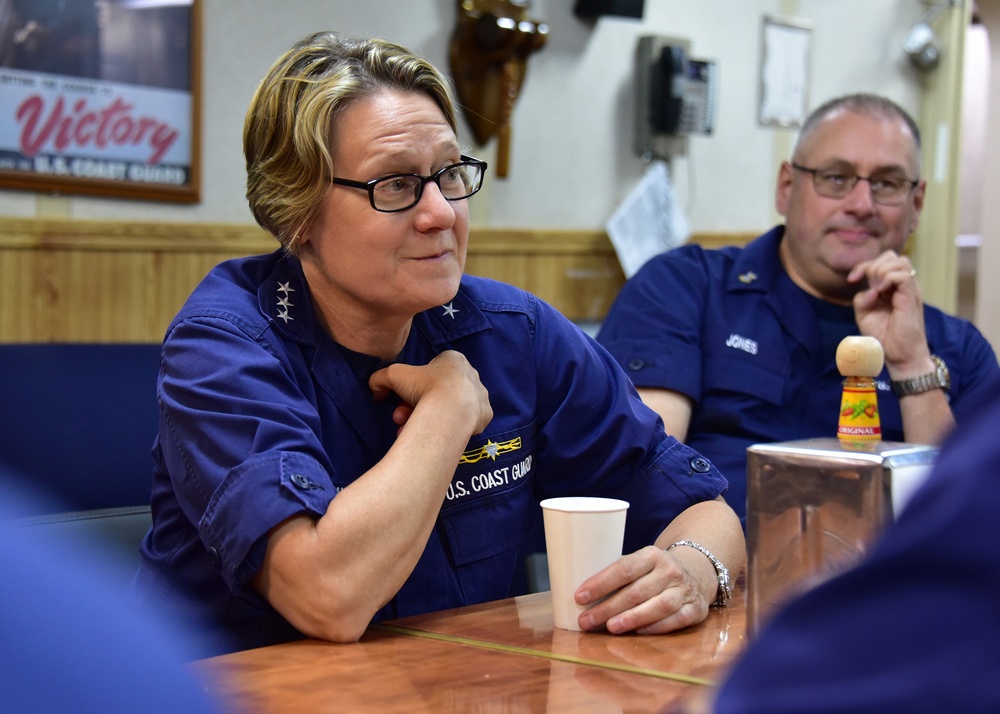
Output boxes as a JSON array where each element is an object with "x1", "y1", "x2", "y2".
[
  {"x1": 726, "y1": 225, "x2": 786, "y2": 293},
  {"x1": 414, "y1": 277, "x2": 492, "y2": 347},
  {"x1": 258, "y1": 252, "x2": 318, "y2": 344},
  {"x1": 259, "y1": 255, "x2": 491, "y2": 348}
]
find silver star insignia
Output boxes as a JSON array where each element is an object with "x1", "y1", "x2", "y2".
[
  {"x1": 277, "y1": 310, "x2": 293, "y2": 323},
  {"x1": 441, "y1": 302, "x2": 459, "y2": 319},
  {"x1": 485, "y1": 441, "x2": 499, "y2": 460},
  {"x1": 277, "y1": 296, "x2": 294, "y2": 309},
  {"x1": 277, "y1": 281, "x2": 296, "y2": 295}
]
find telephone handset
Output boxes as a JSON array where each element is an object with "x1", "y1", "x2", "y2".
[{"x1": 652, "y1": 45, "x2": 687, "y2": 135}]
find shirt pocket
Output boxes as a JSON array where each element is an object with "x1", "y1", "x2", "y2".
[
  {"x1": 439, "y1": 423, "x2": 537, "y2": 602},
  {"x1": 443, "y1": 422, "x2": 537, "y2": 513},
  {"x1": 704, "y1": 351, "x2": 786, "y2": 404},
  {"x1": 438, "y1": 475, "x2": 536, "y2": 603},
  {"x1": 697, "y1": 351, "x2": 787, "y2": 438}
]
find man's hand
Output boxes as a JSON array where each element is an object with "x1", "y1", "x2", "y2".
[
  {"x1": 848, "y1": 249, "x2": 931, "y2": 373},
  {"x1": 848, "y1": 250, "x2": 955, "y2": 445}
]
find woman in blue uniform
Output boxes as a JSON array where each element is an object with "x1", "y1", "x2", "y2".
[{"x1": 132, "y1": 31, "x2": 743, "y2": 655}]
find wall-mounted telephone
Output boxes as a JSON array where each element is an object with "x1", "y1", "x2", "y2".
[{"x1": 636, "y1": 35, "x2": 718, "y2": 159}]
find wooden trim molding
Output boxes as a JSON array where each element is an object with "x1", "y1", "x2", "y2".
[
  {"x1": 0, "y1": 217, "x2": 276, "y2": 253},
  {"x1": 0, "y1": 218, "x2": 757, "y2": 342}
]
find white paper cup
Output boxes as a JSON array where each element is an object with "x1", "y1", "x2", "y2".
[{"x1": 540, "y1": 496, "x2": 629, "y2": 631}]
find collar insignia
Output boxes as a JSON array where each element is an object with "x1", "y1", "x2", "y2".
[
  {"x1": 276, "y1": 281, "x2": 295, "y2": 323},
  {"x1": 441, "y1": 302, "x2": 459, "y2": 319},
  {"x1": 738, "y1": 271, "x2": 758, "y2": 284}
]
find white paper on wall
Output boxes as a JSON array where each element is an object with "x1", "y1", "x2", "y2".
[{"x1": 605, "y1": 160, "x2": 690, "y2": 279}]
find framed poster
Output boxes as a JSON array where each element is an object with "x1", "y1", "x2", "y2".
[
  {"x1": 0, "y1": 0, "x2": 201, "y2": 203},
  {"x1": 758, "y1": 15, "x2": 812, "y2": 128}
]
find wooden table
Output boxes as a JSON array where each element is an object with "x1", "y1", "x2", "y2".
[{"x1": 195, "y1": 589, "x2": 747, "y2": 713}]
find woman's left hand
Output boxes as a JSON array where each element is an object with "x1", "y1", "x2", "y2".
[{"x1": 573, "y1": 545, "x2": 716, "y2": 634}]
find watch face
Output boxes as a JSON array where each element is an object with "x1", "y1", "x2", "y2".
[
  {"x1": 933, "y1": 356, "x2": 951, "y2": 388},
  {"x1": 893, "y1": 356, "x2": 950, "y2": 395}
]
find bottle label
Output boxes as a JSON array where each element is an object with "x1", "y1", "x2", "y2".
[{"x1": 838, "y1": 386, "x2": 881, "y2": 441}]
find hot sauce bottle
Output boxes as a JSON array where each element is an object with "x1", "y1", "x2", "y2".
[{"x1": 836, "y1": 336, "x2": 885, "y2": 445}]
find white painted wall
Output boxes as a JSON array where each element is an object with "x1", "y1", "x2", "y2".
[{"x1": 0, "y1": 0, "x2": 926, "y2": 237}]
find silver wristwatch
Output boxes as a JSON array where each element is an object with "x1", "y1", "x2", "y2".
[
  {"x1": 891, "y1": 355, "x2": 951, "y2": 397},
  {"x1": 667, "y1": 540, "x2": 732, "y2": 607}
]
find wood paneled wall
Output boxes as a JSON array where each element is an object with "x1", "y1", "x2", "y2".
[{"x1": 0, "y1": 217, "x2": 756, "y2": 343}]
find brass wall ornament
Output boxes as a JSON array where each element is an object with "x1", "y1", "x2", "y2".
[{"x1": 449, "y1": 0, "x2": 548, "y2": 178}]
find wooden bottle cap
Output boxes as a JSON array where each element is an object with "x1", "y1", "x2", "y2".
[{"x1": 836, "y1": 336, "x2": 884, "y2": 377}]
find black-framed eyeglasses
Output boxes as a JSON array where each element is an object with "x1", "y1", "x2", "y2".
[
  {"x1": 330, "y1": 155, "x2": 488, "y2": 213},
  {"x1": 790, "y1": 163, "x2": 919, "y2": 206}
]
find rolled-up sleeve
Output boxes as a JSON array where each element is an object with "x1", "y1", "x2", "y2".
[
  {"x1": 597, "y1": 248, "x2": 711, "y2": 402},
  {"x1": 158, "y1": 316, "x2": 334, "y2": 595}
]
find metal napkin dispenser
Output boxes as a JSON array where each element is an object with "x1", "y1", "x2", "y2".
[{"x1": 746, "y1": 438, "x2": 937, "y2": 637}]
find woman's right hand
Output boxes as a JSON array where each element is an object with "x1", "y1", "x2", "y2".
[{"x1": 369, "y1": 350, "x2": 493, "y2": 437}]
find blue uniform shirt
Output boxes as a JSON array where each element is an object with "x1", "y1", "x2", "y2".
[
  {"x1": 133, "y1": 251, "x2": 728, "y2": 655},
  {"x1": 597, "y1": 226, "x2": 1000, "y2": 522},
  {"x1": 715, "y1": 386, "x2": 1000, "y2": 713}
]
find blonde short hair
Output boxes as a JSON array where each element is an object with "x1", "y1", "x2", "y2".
[{"x1": 243, "y1": 32, "x2": 458, "y2": 253}]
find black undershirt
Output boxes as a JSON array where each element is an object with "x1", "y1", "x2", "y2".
[
  {"x1": 334, "y1": 342, "x2": 400, "y2": 453},
  {"x1": 797, "y1": 287, "x2": 858, "y2": 361}
]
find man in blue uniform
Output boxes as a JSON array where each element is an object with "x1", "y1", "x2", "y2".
[
  {"x1": 597, "y1": 94, "x2": 999, "y2": 523},
  {"x1": 132, "y1": 32, "x2": 744, "y2": 656},
  {"x1": 711, "y1": 385, "x2": 1000, "y2": 713}
]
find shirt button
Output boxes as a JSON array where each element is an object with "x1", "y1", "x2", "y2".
[
  {"x1": 290, "y1": 473, "x2": 317, "y2": 490},
  {"x1": 627, "y1": 359, "x2": 645, "y2": 371},
  {"x1": 207, "y1": 546, "x2": 221, "y2": 568},
  {"x1": 689, "y1": 457, "x2": 712, "y2": 473}
]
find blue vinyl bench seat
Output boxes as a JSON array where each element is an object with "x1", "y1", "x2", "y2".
[{"x1": 0, "y1": 343, "x2": 161, "y2": 517}]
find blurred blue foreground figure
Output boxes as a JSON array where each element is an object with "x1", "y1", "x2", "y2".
[
  {"x1": 0, "y1": 485, "x2": 219, "y2": 714},
  {"x1": 711, "y1": 385, "x2": 1000, "y2": 713}
]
